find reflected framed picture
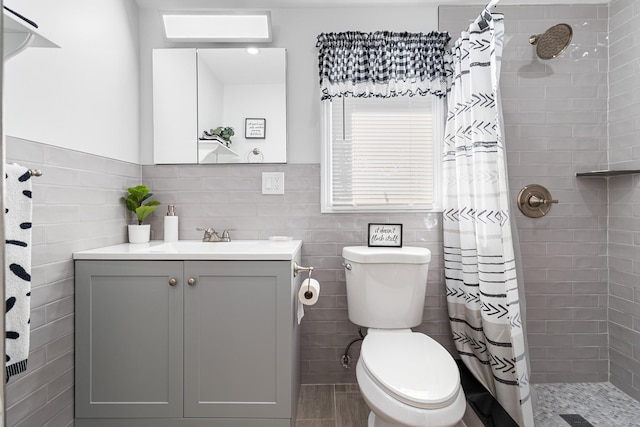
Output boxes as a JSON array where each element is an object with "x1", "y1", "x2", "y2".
[
  {"x1": 368, "y1": 223, "x2": 403, "y2": 247},
  {"x1": 245, "y1": 118, "x2": 266, "y2": 139}
]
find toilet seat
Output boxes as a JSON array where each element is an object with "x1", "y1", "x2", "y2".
[{"x1": 360, "y1": 330, "x2": 461, "y2": 410}]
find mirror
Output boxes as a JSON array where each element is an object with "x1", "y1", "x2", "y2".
[{"x1": 197, "y1": 48, "x2": 287, "y2": 164}]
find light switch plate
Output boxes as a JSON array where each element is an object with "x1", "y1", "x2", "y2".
[{"x1": 262, "y1": 172, "x2": 285, "y2": 194}]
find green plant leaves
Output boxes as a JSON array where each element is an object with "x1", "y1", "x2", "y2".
[
  {"x1": 122, "y1": 185, "x2": 160, "y2": 224},
  {"x1": 135, "y1": 205, "x2": 158, "y2": 224},
  {"x1": 211, "y1": 126, "x2": 234, "y2": 141},
  {"x1": 127, "y1": 185, "x2": 148, "y2": 201}
]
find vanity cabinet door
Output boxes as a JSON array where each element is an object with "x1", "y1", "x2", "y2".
[
  {"x1": 75, "y1": 260, "x2": 184, "y2": 419},
  {"x1": 183, "y1": 261, "x2": 293, "y2": 419}
]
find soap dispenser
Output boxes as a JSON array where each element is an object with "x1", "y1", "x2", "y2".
[{"x1": 164, "y1": 205, "x2": 179, "y2": 242}]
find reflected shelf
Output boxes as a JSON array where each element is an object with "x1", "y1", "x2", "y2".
[{"x1": 198, "y1": 139, "x2": 239, "y2": 163}]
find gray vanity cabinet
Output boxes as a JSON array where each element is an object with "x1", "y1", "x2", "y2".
[
  {"x1": 183, "y1": 261, "x2": 292, "y2": 419},
  {"x1": 75, "y1": 259, "x2": 299, "y2": 427},
  {"x1": 75, "y1": 260, "x2": 184, "y2": 420}
]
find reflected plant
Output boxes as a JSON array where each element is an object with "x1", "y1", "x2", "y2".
[{"x1": 209, "y1": 127, "x2": 235, "y2": 142}]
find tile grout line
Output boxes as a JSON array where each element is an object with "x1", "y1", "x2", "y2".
[{"x1": 332, "y1": 384, "x2": 338, "y2": 427}]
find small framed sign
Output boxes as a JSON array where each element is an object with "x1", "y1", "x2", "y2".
[
  {"x1": 245, "y1": 118, "x2": 266, "y2": 139},
  {"x1": 368, "y1": 223, "x2": 403, "y2": 248}
]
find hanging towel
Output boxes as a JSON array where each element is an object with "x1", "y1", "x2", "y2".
[{"x1": 5, "y1": 164, "x2": 32, "y2": 381}]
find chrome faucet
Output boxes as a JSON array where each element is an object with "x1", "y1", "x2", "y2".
[{"x1": 197, "y1": 228, "x2": 231, "y2": 242}]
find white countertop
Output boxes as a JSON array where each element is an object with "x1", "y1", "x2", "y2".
[{"x1": 73, "y1": 239, "x2": 302, "y2": 261}]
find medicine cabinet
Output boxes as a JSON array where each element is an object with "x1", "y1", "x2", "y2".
[{"x1": 152, "y1": 48, "x2": 287, "y2": 164}]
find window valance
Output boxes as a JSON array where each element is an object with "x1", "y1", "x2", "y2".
[{"x1": 316, "y1": 31, "x2": 452, "y2": 100}]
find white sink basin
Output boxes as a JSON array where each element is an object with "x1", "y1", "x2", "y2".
[{"x1": 74, "y1": 239, "x2": 302, "y2": 261}]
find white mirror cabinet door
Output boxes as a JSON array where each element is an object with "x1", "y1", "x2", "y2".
[{"x1": 152, "y1": 48, "x2": 198, "y2": 164}]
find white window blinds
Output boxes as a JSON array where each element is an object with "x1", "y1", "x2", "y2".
[{"x1": 323, "y1": 96, "x2": 437, "y2": 212}]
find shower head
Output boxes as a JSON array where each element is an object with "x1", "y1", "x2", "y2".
[{"x1": 529, "y1": 23, "x2": 573, "y2": 60}]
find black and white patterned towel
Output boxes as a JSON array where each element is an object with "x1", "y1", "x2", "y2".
[{"x1": 5, "y1": 163, "x2": 32, "y2": 381}]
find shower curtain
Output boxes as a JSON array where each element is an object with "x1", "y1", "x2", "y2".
[{"x1": 442, "y1": 10, "x2": 534, "y2": 427}]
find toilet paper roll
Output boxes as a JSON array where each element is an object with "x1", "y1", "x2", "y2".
[
  {"x1": 298, "y1": 278, "x2": 320, "y2": 306},
  {"x1": 297, "y1": 278, "x2": 320, "y2": 324}
]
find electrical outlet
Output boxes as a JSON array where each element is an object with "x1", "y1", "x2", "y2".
[{"x1": 262, "y1": 172, "x2": 285, "y2": 195}]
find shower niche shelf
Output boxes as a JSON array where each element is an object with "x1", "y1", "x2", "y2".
[{"x1": 576, "y1": 170, "x2": 640, "y2": 177}]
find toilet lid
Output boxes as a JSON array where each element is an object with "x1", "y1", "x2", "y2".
[
  {"x1": 360, "y1": 332, "x2": 461, "y2": 410},
  {"x1": 343, "y1": 246, "x2": 431, "y2": 264}
]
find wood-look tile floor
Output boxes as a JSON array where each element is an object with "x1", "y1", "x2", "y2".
[
  {"x1": 296, "y1": 384, "x2": 480, "y2": 427},
  {"x1": 296, "y1": 384, "x2": 370, "y2": 427},
  {"x1": 297, "y1": 382, "x2": 640, "y2": 426}
]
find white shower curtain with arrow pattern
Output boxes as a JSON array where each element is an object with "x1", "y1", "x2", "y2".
[{"x1": 442, "y1": 11, "x2": 534, "y2": 427}]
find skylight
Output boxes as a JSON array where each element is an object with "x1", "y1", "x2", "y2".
[{"x1": 162, "y1": 12, "x2": 272, "y2": 42}]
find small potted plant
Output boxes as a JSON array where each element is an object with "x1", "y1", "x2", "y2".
[{"x1": 123, "y1": 185, "x2": 160, "y2": 243}]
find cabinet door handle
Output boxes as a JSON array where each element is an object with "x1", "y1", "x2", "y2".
[
  {"x1": 169, "y1": 278, "x2": 177, "y2": 286},
  {"x1": 188, "y1": 278, "x2": 196, "y2": 286}
]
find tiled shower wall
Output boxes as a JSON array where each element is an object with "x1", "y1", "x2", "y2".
[
  {"x1": 608, "y1": 0, "x2": 640, "y2": 402},
  {"x1": 5, "y1": 137, "x2": 139, "y2": 426},
  {"x1": 435, "y1": 5, "x2": 610, "y2": 384},
  {"x1": 442, "y1": 4, "x2": 609, "y2": 384}
]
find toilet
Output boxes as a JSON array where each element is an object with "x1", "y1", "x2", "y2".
[{"x1": 342, "y1": 246, "x2": 466, "y2": 427}]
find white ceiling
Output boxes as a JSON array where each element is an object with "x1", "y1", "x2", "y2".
[
  {"x1": 136, "y1": 0, "x2": 608, "y2": 9},
  {"x1": 199, "y1": 48, "x2": 285, "y2": 84}
]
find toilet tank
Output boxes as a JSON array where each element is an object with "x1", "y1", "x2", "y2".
[{"x1": 342, "y1": 246, "x2": 431, "y2": 329}]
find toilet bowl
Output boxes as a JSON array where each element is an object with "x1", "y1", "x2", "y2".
[
  {"x1": 342, "y1": 246, "x2": 466, "y2": 427},
  {"x1": 356, "y1": 329, "x2": 466, "y2": 427}
]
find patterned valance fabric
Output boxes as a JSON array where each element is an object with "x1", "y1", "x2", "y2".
[{"x1": 316, "y1": 31, "x2": 452, "y2": 100}]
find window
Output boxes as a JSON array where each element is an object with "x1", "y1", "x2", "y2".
[{"x1": 321, "y1": 96, "x2": 442, "y2": 213}]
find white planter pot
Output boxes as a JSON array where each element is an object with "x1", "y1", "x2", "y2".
[{"x1": 128, "y1": 224, "x2": 151, "y2": 243}]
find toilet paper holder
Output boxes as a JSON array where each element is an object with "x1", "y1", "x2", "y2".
[
  {"x1": 293, "y1": 261, "x2": 314, "y2": 278},
  {"x1": 293, "y1": 261, "x2": 315, "y2": 300}
]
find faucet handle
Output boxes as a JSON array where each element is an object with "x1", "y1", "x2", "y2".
[
  {"x1": 197, "y1": 227, "x2": 215, "y2": 234},
  {"x1": 221, "y1": 229, "x2": 233, "y2": 242},
  {"x1": 196, "y1": 227, "x2": 215, "y2": 241}
]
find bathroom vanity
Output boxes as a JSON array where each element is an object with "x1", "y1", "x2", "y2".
[{"x1": 73, "y1": 240, "x2": 302, "y2": 427}]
